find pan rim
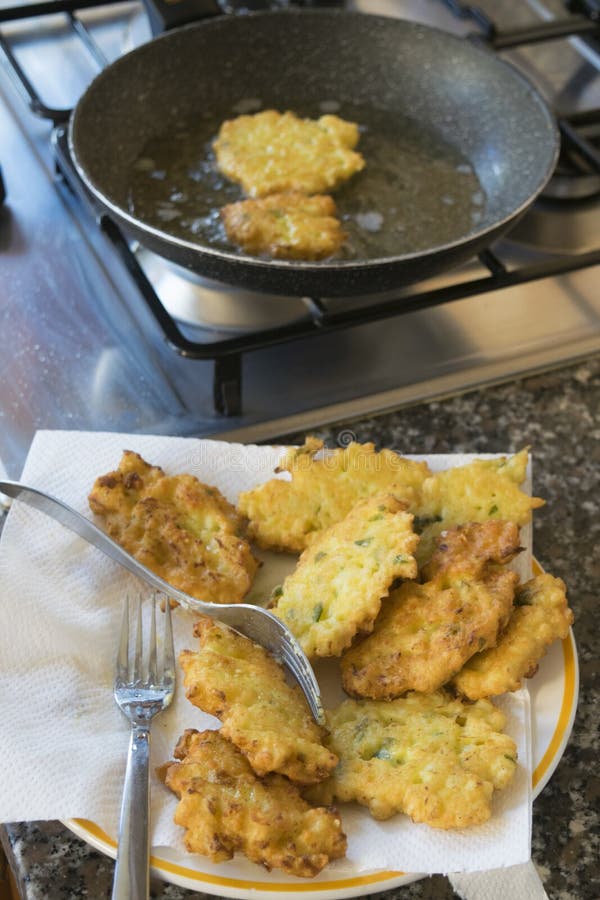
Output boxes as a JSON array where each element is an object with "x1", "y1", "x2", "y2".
[{"x1": 68, "y1": 8, "x2": 560, "y2": 276}]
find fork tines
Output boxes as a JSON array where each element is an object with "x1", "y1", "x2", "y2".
[{"x1": 116, "y1": 593, "x2": 175, "y2": 688}]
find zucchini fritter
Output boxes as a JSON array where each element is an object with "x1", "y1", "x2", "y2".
[
  {"x1": 453, "y1": 573, "x2": 573, "y2": 699},
  {"x1": 273, "y1": 493, "x2": 418, "y2": 658},
  {"x1": 162, "y1": 729, "x2": 347, "y2": 876},
  {"x1": 213, "y1": 110, "x2": 365, "y2": 198},
  {"x1": 414, "y1": 449, "x2": 544, "y2": 567},
  {"x1": 221, "y1": 192, "x2": 346, "y2": 260},
  {"x1": 309, "y1": 692, "x2": 517, "y2": 829},
  {"x1": 237, "y1": 437, "x2": 430, "y2": 553},
  {"x1": 341, "y1": 522, "x2": 520, "y2": 699},
  {"x1": 179, "y1": 618, "x2": 337, "y2": 784},
  {"x1": 89, "y1": 450, "x2": 258, "y2": 604},
  {"x1": 422, "y1": 519, "x2": 523, "y2": 583}
]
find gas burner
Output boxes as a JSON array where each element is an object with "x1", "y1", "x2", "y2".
[
  {"x1": 135, "y1": 248, "x2": 311, "y2": 332},
  {"x1": 134, "y1": 247, "x2": 391, "y2": 333},
  {"x1": 542, "y1": 115, "x2": 600, "y2": 200},
  {"x1": 504, "y1": 195, "x2": 600, "y2": 252},
  {"x1": 541, "y1": 160, "x2": 600, "y2": 200}
]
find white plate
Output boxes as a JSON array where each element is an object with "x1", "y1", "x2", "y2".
[{"x1": 64, "y1": 561, "x2": 579, "y2": 899}]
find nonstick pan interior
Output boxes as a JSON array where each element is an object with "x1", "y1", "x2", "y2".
[{"x1": 69, "y1": 10, "x2": 559, "y2": 297}]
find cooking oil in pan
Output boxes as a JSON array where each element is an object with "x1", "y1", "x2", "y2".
[{"x1": 127, "y1": 102, "x2": 484, "y2": 261}]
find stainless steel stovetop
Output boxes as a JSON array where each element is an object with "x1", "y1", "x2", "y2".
[{"x1": 1, "y1": 0, "x2": 599, "y2": 478}]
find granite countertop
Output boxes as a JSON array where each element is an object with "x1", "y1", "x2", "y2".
[{"x1": 2, "y1": 355, "x2": 599, "y2": 900}]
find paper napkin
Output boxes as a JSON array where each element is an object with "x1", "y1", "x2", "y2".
[
  {"x1": 0, "y1": 430, "x2": 532, "y2": 877},
  {"x1": 449, "y1": 860, "x2": 550, "y2": 899}
]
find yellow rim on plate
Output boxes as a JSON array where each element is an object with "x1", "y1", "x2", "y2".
[
  {"x1": 66, "y1": 556, "x2": 579, "y2": 894},
  {"x1": 532, "y1": 631, "x2": 576, "y2": 790}
]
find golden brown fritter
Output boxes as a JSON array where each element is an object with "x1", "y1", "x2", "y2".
[
  {"x1": 422, "y1": 520, "x2": 523, "y2": 583},
  {"x1": 453, "y1": 574, "x2": 574, "y2": 699},
  {"x1": 414, "y1": 449, "x2": 544, "y2": 567},
  {"x1": 341, "y1": 522, "x2": 520, "y2": 699},
  {"x1": 221, "y1": 192, "x2": 346, "y2": 260},
  {"x1": 237, "y1": 437, "x2": 430, "y2": 553},
  {"x1": 89, "y1": 450, "x2": 258, "y2": 604},
  {"x1": 213, "y1": 110, "x2": 365, "y2": 198},
  {"x1": 161, "y1": 729, "x2": 347, "y2": 876},
  {"x1": 179, "y1": 618, "x2": 337, "y2": 784},
  {"x1": 89, "y1": 449, "x2": 163, "y2": 512},
  {"x1": 273, "y1": 493, "x2": 418, "y2": 658},
  {"x1": 308, "y1": 692, "x2": 517, "y2": 829}
]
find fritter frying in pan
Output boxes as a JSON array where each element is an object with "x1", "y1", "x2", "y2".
[
  {"x1": 413, "y1": 449, "x2": 544, "y2": 567},
  {"x1": 237, "y1": 437, "x2": 430, "y2": 552},
  {"x1": 221, "y1": 192, "x2": 346, "y2": 260},
  {"x1": 213, "y1": 110, "x2": 365, "y2": 198},
  {"x1": 453, "y1": 573, "x2": 573, "y2": 699},
  {"x1": 179, "y1": 617, "x2": 337, "y2": 784},
  {"x1": 161, "y1": 729, "x2": 347, "y2": 876},
  {"x1": 89, "y1": 450, "x2": 258, "y2": 604},
  {"x1": 341, "y1": 521, "x2": 520, "y2": 699},
  {"x1": 308, "y1": 692, "x2": 517, "y2": 829},
  {"x1": 273, "y1": 492, "x2": 418, "y2": 658}
]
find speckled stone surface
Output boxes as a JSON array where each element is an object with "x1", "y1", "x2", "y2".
[{"x1": 2, "y1": 355, "x2": 599, "y2": 900}]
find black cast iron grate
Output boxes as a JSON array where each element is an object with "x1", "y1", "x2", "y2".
[{"x1": 1, "y1": 0, "x2": 600, "y2": 416}]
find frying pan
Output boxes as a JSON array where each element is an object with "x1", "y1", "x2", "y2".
[{"x1": 69, "y1": 9, "x2": 559, "y2": 298}]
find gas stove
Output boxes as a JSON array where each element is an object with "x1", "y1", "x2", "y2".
[{"x1": 1, "y1": 0, "x2": 599, "y2": 478}]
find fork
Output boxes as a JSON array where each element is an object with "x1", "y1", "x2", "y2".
[
  {"x1": 112, "y1": 592, "x2": 175, "y2": 900},
  {"x1": 0, "y1": 480, "x2": 324, "y2": 724}
]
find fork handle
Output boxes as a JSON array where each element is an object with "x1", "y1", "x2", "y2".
[{"x1": 112, "y1": 726, "x2": 151, "y2": 900}]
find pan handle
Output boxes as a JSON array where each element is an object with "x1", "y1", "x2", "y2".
[{"x1": 142, "y1": 0, "x2": 221, "y2": 35}]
